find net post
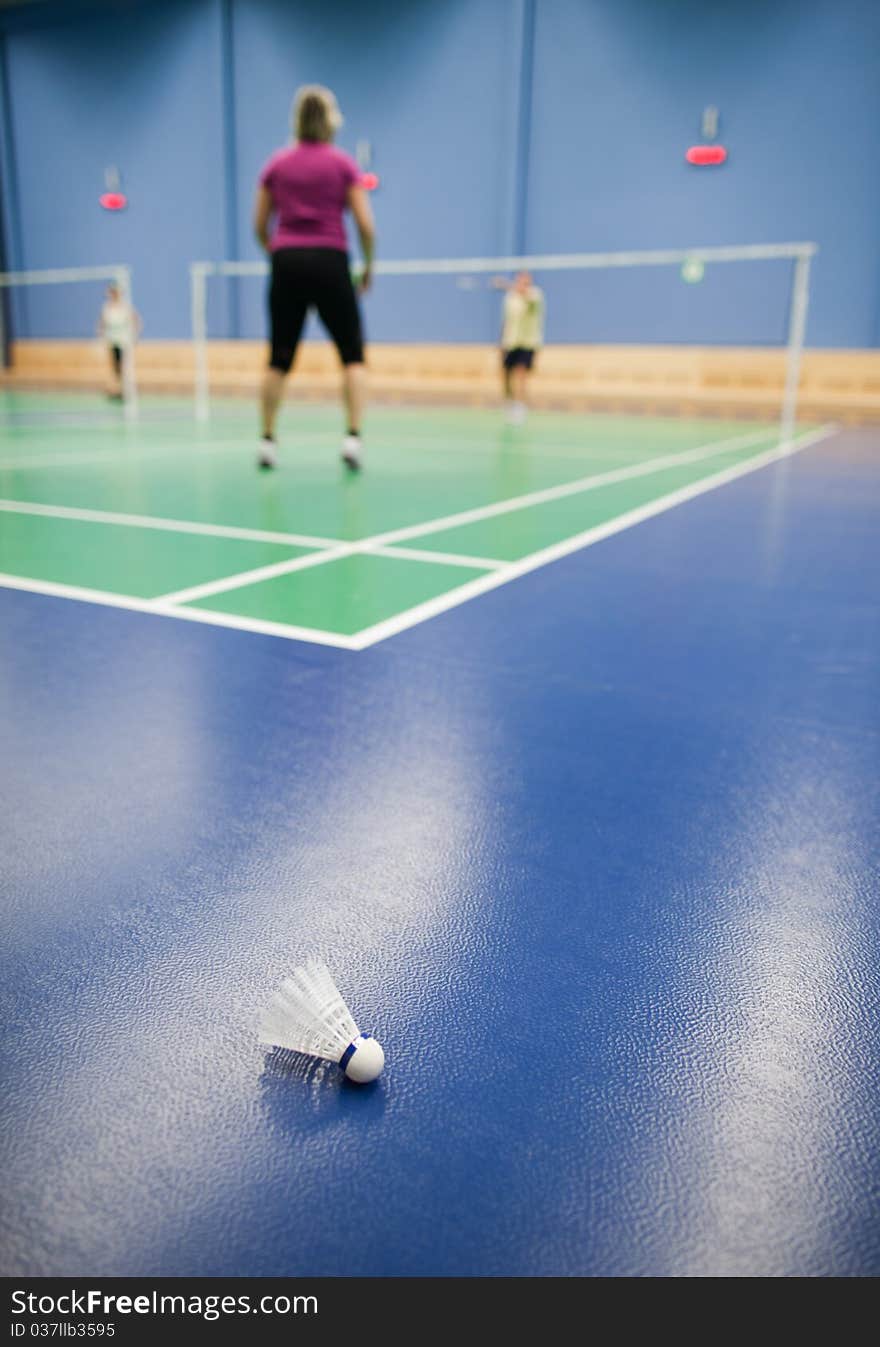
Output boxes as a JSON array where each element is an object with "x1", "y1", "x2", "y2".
[
  {"x1": 192, "y1": 262, "x2": 210, "y2": 422},
  {"x1": 780, "y1": 251, "x2": 812, "y2": 443},
  {"x1": 116, "y1": 265, "x2": 138, "y2": 422}
]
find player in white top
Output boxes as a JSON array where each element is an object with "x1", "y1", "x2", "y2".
[
  {"x1": 492, "y1": 272, "x2": 545, "y2": 424},
  {"x1": 98, "y1": 283, "x2": 141, "y2": 400}
]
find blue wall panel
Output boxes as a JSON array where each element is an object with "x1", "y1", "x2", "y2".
[
  {"x1": 527, "y1": 0, "x2": 880, "y2": 346},
  {"x1": 0, "y1": 0, "x2": 877, "y2": 346},
  {"x1": 1, "y1": 0, "x2": 227, "y2": 338},
  {"x1": 229, "y1": 0, "x2": 522, "y2": 342}
]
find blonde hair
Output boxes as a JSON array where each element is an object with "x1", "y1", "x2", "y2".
[{"x1": 292, "y1": 85, "x2": 342, "y2": 143}]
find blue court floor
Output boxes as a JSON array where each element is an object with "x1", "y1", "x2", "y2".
[{"x1": 1, "y1": 417, "x2": 878, "y2": 1277}]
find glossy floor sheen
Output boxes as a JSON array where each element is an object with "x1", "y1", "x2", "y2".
[{"x1": 0, "y1": 397, "x2": 878, "y2": 1277}]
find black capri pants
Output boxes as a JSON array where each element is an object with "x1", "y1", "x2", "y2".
[{"x1": 269, "y1": 247, "x2": 364, "y2": 373}]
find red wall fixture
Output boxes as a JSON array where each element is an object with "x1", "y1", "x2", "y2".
[{"x1": 685, "y1": 145, "x2": 728, "y2": 166}]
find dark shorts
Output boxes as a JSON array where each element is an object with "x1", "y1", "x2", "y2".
[
  {"x1": 269, "y1": 248, "x2": 364, "y2": 372},
  {"x1": 502, "y1": 347, "x2": 535, "y2": 371}
]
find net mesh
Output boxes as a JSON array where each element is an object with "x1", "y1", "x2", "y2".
[{"x1": 192, "y1": 245, "x2": 814, "y2": 432}]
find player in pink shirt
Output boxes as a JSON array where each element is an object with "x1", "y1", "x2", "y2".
[{"x1": 253, "y1": 85, "x2": 375, "y2": 469}]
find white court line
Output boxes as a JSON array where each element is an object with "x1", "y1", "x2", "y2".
[
  {"x1": 158, "y1": 544, "x2": 355, "y2": 605},
  {"x1": 0, "y1": 436, "x2": 273, "y2": 472},
  {"x1": 0, "y1": 499, "x2": 503, "y2": 566},
  {"x1": 0, "y1": 416, "x2": 131, "y2": 431},
  {"x1": 365, "y1": 544, "x2": 503, "y2": 570},
  {"x1": 0, "y1": 424, "x2": 837, "y2": 650},
  {"x1": 0, "y1": 449, "x2": 141, "y2": 471},
  {"x1": 346, "y1": 424, "x2": 838, "y2": 649},
  {"x1": 367, "y1": 426, "x2": 775, "y2": 547},
  {"x1": 152, "y1": 426, "x2": 773, "y2": 606},
  {"x1": 0, "y1": 573, "x2": 359, "y2": 650},
  {"x1": 0, "y1": 443, "x2": 217, "y2": 471},
  {"x1": 0, "y1": 498, "x2": 339, "y2": 550},
  {"x1": 158, "y1": 543, "x2": 496, "y2": 607}
]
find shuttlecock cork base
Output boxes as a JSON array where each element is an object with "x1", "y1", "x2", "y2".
[{"x1": 259, "y1": 958, "x2": 385, "y2": 1084}]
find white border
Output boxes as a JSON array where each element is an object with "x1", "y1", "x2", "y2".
[
  {"x1": 350, "y1": 424, "x2": 836, "y2": 648},
  {"x1": 149, "y1": 426, "x2": 779, "y2": 605},
  {"x1": 0, "y1": 424, "x2": 837, "y2": 650}
]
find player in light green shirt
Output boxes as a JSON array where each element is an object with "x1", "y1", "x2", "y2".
[{"x1": 492, "y1": 272, "x2": 545, "y2": 424}]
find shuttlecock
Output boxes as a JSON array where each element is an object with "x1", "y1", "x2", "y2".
[{"x1": 259, "y1": 959, "x2": 385, "y2": 1084}]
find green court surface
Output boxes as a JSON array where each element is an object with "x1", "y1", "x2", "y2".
[{"x1": 0, "y1": 391, "x2": 827, "y2": 649}]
